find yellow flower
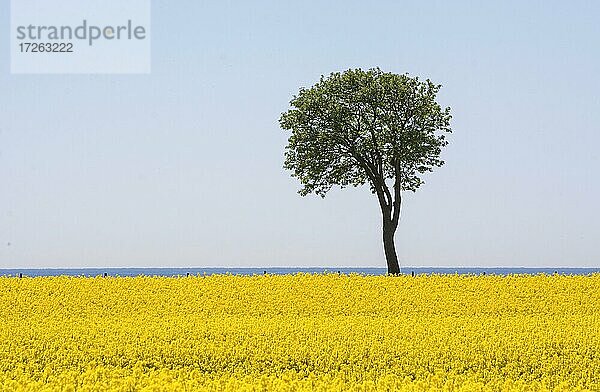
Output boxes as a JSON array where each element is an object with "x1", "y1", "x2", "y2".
[{"x1": 0, "y1": 273, "x2": 598, "y2": 391}]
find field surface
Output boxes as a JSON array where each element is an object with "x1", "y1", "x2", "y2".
[{"x1": 1, "y1": 274, "x2": 599, "y2": 391}]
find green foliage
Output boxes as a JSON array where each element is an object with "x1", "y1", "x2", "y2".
[{"x1": 280, "y1": 68, "x2": 452, "y2": 198}]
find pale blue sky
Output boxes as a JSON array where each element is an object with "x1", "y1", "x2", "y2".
[{"x1": 1, "y1": 1, "x2": 599, "y2": 268}]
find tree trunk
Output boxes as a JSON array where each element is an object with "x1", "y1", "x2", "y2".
[{"x1": 383, "y1": 219, "x2": 400, "y2": 274}]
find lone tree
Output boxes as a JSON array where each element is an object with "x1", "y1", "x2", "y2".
[{"x1": 280, "y1": 68, "x2": 452, "y2": 274}]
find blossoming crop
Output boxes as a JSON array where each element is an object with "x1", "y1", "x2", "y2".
[{"x1": 0, "y1": 273, "x2": 598, "y2": 391}]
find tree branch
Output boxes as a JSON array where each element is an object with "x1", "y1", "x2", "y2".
[{"x1": 391, "y1": 159, "x2": 402, "y2": 228}]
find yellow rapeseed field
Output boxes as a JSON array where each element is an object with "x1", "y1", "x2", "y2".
[{"x1": 0, "y1": 273, "x2": 599, "y2": 391}]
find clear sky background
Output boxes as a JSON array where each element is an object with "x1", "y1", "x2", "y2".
[{"x1": 1, "y1": 1, "x2": 599, "y2": 268}]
